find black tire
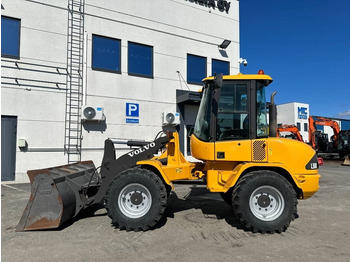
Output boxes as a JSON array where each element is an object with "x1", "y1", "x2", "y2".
[
  {"x1": 232, "y1": 170, "x2": 297, "y2": 233},
  {"x1": 220, "y1": 188, "x2": 233, "y2": 206},
  {"x1": 105, "y1": 168, "x2": 167, "y2": 231}
]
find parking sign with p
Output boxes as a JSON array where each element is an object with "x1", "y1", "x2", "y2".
[{"x1": 126, "y1": 103, "x2": 139, "y2": 117}]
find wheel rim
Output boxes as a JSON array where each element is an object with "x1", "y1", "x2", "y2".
[
  {"x1": 249, "y1": 186, "x2": 285, "y2": 221},
  {"x1": 118, "y1": 183, "x2": 152, "y2": 218}
]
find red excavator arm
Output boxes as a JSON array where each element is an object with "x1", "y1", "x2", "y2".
[{"x1": 277, "y1": 124, "x2": 304, "y2": 142}]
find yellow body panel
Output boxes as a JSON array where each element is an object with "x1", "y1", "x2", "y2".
[
  {"x1": 193, "y1": 136, "x2": 271, "y2": 163},
  {"x1": 215, "y1": 140, "x2": 252, "y2": 161},
  {"x1": 190, "y1": 135, "x2": 215, "y2": 160}
]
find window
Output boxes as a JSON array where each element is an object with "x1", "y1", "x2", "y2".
[
  {"x1": 216, "y1": 82, "x2": 249, "y2": 141},
  {"x1": 194, "y1": 83, "x2": 213, "y2": 142},
  {"x1": 128, "y1": 42, "x2": 153, "y2": 78},
  {"x1": 296, "y1": 122, "x2": 301, "y2": 131},
  {"x1": 304, "y1": 123, "x2": 308, "y2": 132},
  {"x1": 256, "y1": 82, "x2": 268, "y2": 138},
  {"x1": 1, "y1": 16, "x2": 21, "y2": 59},
  {"x1": 187, "y1": 54, "x2": 207, "y2": 85},
  {"x1": 212, "y1": 59, "x2": 229, "y2": 76},
  {"x1": 186, "y1": 125, "x2": 194, "y2": 155},
  {"x1": 92, "y1": 35, "x2": 121, "y2": 73}
]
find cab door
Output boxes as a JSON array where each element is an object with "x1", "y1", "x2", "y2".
[{"x1": 214, "y1": 81, "x2": 252, "y2": 161}]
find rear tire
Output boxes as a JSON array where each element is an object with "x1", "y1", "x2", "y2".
[
  {"x1": 232, "y1": 170, "x2": 297, "y2": 233},
  {"x1": 105, "y1": 168, "x2": 167, "y2": 231}
]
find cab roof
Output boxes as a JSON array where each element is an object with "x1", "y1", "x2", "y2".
[{"x1": 203, "y1": 72, "x2": 273, "y2": 82}]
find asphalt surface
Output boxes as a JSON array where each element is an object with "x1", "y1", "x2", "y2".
[{"x1": 1, "y1": 161, "x2": 350, "y2": 261}]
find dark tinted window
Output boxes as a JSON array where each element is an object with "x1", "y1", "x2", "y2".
[
  {"x1": 304, "y1": 123, "x2": 308, "y2": 132},
  {"x1": 297, "y1": 122, "x2": 301, "y2": 131},
  {"x1": 212, "y1": 59, "x2": 229, "y2": 75},
  {"x1": 92, "y1": 35, "x2": 121, "y2": 72},
  {"x1": 187, "y1": 54, "x2": 207, "y2": 85},
  {"x1": 1, "y1": 16, "x2": 21, "y2": 58},
  {"x1": 186, "y1": 125, "x2": 194, "y2": 155},
  {"x1": 128, "y1": 42, "x2": 153, "y2": 78}
]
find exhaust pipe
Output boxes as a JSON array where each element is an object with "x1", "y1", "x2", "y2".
[{"x1": 269, "y1": 91, "x2": 277, "y2": 137}]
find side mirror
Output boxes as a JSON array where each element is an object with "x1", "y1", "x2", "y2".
[{"x1": 214, "y1": 73, "x2": 223, "y2": 89}]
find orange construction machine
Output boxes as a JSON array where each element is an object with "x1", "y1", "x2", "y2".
[
  {"x1": 277, "y1": 124, "x2": 304, "y2": 142},
  {"x1": 309, "y1": 116, "x2": 340, "y2": 152}
]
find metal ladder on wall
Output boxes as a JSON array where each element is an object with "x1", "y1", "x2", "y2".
[{"x1": 64, "y1": 0, "x2": 85, "y2": 163}]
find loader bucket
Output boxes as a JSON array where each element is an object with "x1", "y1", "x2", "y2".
[{"x1": 16, "y1": 161, "x2": 99, "y2": 231}]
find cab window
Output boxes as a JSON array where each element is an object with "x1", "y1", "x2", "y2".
[{"x1": 217, "y1": 83, "x2": 249, "y2": 141}]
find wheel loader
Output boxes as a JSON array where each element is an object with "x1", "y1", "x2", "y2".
[{"x1": 17, "y1": 71, "x2": 320, "y2": 233}]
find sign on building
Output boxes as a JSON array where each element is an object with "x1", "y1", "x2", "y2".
[
  {"x1": 298, "y1": 107, "x2": 308, "y2": 119},
  {"x1": 126, "y1": 103, "x2": 139, "y2": 124}
]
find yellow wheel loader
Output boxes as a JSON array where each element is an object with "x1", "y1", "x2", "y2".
[{"x1": 17, "y1": 72, "x2": 320, "y2": 233}]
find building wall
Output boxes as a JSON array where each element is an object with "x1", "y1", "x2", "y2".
[
  {"x1": 277, "y1": 102, "x2": 309, "y2": 142},
  {"x1": 1, "y1": 0, "x2": 240, "y2": 182}
]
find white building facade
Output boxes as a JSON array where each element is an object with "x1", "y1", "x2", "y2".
[
  {"x1": 277, "y1": 102, "x2": 310, "y2": 142},
  {"x1": 1, "y1": 0, "x2": 240, "y2": 182}
]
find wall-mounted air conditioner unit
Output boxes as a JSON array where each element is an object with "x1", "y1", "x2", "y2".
[
  {"x1": 162, "y1": 112, "x2": 180, "y2": 126},
  {"x1": 81, "y1": 106, "x2": 105, "y2": 121}
]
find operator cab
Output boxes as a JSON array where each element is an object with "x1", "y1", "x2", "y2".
[{"x1": 193, "y1": 72, "x2": 273, "y2": 143}]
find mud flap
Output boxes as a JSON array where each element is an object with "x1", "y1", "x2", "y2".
[{"x1": 16, "y1": 161, "x2": 99, "y2": 231}]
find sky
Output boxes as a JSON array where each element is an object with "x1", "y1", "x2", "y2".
[{"x1": 239, "y1": 0, "x2": 350, "y2": 119}]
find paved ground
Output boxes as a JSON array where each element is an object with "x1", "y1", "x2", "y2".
[{"x1": 2, "y1": 161, "x2": 350, "y2": 261}]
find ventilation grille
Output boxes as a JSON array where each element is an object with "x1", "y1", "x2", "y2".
[{"x1": 253, "y1": 140, "x2": 266, "y2": 161}]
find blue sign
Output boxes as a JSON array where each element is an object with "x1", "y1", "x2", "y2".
[
  {"x1": 126, "y1": 103, "x2": 139, "y2": 117},
  {"x1": 298, "y1": 107, "x2": 308, "y2": 119},
  {"x1": 126, "y1": 118, "x2": 139, "y2": 124}
]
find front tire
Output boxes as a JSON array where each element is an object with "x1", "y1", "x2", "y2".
[
  {"x1": 105, "y1": 168, "x2": 167, "y2": 231},
  {"x1": 220, "y1": 188, "x2": 233, "y2": 206},
  {"x1": 232, "y1": 170, "x2": 297, "y2": 233}
]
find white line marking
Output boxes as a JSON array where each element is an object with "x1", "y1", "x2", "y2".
[{"x1": 2, "y1": 184, "x2": 29, "y2": 193}]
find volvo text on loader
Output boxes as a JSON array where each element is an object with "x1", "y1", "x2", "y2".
[{"x1": 17, "y1": 71, "x2": 320, "y2": 234}]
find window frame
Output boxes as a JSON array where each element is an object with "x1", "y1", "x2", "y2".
[
  {"x1": 187, "y1": 54, "x2": 207, "y2": 86},
  {"x1": 212, "y1": 58, "x2": 230, "y2": 76},
  {"x1": 91, "y1": 34, "x2": 121, "y2": 74},
  {"x1": 1, "y1": 16, "x2": 21, "y2": 59},
  {"x1": 127, "y1": 41, "x2": 154, "y2": 79}
]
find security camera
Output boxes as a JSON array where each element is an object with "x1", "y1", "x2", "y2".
[{"x1": 238, "y1": 58, "x2": 248, "y2": 67}]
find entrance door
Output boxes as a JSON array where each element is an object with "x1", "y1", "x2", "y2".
[{"x1": 1, "y1": 116, "x2": 17, "y2": 181}]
